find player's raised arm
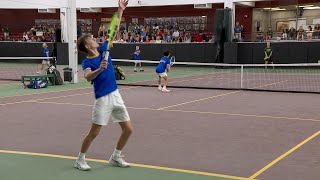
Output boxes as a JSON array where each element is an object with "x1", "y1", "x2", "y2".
[{"x1": 113, "y1": 0, "x2": 128, "y2": 42}]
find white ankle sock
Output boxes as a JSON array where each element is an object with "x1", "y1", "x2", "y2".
[
  {"x1": 78, "y1": 153, "x2": 86, "y2": 160},
  {"x1": 113, "y1": 149, "x2": 121, "y2": 157}
]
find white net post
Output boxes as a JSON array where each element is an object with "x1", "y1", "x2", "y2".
[{"x1": 67, "y1": 0, "x2": 78, "y2": 83}]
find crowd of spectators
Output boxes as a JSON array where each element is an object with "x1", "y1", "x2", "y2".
[
  {"x1": 98, "y1": 23, "x2": 214, "y2": 43},
  {"x1": 3, "y1": 21, "x2": 319, "y2": 43},
  {"x1": 1, "y1": 24, "x2": 56, "y2": 42}
]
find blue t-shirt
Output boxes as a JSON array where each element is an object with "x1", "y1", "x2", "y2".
[
  {"x1": 165, "y1": 35, "x2": 172, "y2": 42},
  {"x1": 43, "y1": 48, "x2": 49, "y2": 61},
  {"x1": 156, "y1": 56, "x2": 170, "y2": 73},
  {"x1": 234, "y1": 25, "x2": 242, "y2": 33},
  {"x1": 141, "y1": 32, "x2": 147, "y2": 38},
  {"x1": 129, "y1": 39, "x2": 137, "y2": 43},
  {"x1": 82, "y1": 41, "x2": 118, "y2": 99},
  {"x1": 134, "y1": 50, "x2": 141, "y2": 60}
]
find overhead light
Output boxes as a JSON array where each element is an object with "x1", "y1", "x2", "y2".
[
  {"x1": 263, "y1": 7, "x2": 286, "y2": 11},
  {"x1": 202, "y1": 16, "x2": 206, "y2": 18},
  {"x1": 303, "y1": 6, "x2": 320, "y2": 10},
  {"x1": 297, "y1": 5, "x2": 314, "y2": 8},
  {"x1": 272, "y1": 8, "x2": 286, "y2": 11}
]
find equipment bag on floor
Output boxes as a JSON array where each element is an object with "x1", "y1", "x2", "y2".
[
  {"x1": 47, "y1": 65, "x2": 63, "y2": 85},
  {"x1": 27, "y1": 79, "x2": 48, "y2": 89}
]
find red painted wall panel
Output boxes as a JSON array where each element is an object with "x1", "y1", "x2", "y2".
[
  {"x1": 0, "y1": 9, "x2": 59, "y2": 33},
  {"x1": 0, "y1": 4, "x2": 253, "y2": 36},
  {"x1": 235, "y1": 6, "x2": 253, "y2": 34}
]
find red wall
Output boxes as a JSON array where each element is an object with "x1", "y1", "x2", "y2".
[
  {"x1": 0, "y1": 9, "x2": 59, "y2": 33},
  {"x1": 0, "y1": 5, "x2": 224, "y2": 34},
  {"x1": 0, "y1": 4, "x2": 253, "y2": 37},
  {"x1": 235, "y1": 6, "x2": 253, "y2": 34},
  {"x1": 100, "y1": 4, "x2": 224, "y2": 32}
]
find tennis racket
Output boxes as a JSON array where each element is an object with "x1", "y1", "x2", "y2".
[
  {"x1": 107, "y1": 12, "x2": 120, "y2": 50},
  {"x1": 170, "y1": 56, "x2": 176, "y2": 66},
  {"x1": 104, "y1": 0, "x2": 128, "y2": 59}
]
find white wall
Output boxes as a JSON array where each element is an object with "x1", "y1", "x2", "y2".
[
  {"x1": 252, "y1": 10, "x2": 269, "y2": 32},
  {"x1": 0, "y1": 0, "x2": 67, "y2": 9},
  {"x1": 253, "y1": 9, "x2": 320, "y2": 32},
  {"x1": 303, "y1": 9, "x2": 320, "y2": 25}
]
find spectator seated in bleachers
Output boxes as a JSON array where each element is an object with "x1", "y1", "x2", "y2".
[
  {"x1": 256, "y1": 27, "x2": 264, "y2": 42},
  {"x1": 297, "y1": 26, "x2": 305, "y2": 41},
  {"x1": 307, "y1": 26, "x2": 313, "y2": 40}
]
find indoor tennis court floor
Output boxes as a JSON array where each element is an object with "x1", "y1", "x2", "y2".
[{"x1": 0, "y1": 82, "x2": 319, "y2": 180}]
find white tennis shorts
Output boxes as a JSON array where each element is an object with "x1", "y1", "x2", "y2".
[
  {"x1": 157, "y1": 72, "x2": 167, "y2": 77},
  {"x1": 42, "y1": 60, "x2": 50, "y2": 65},
  {"x1": 133, "y1": 60, "x2": 141, "y2": 64},
  {"x1": 92, "y1": 90, "x2": 130, "y2": 126}
]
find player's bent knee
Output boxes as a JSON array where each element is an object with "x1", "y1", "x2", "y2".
[
  {"x1": 88, "y1": 130, "x2": 100, "y2": 139},
  {"x1": 124, "y1": 125, "x2": 133, "y2": 135},
  {"x1": 92, "y1": 130, "x2": 100, "y2": 138},
  {"x1": 125, "y1": 126, "x2": 133, "y2": 135},
  {"x1": 89, "y1": 125, "x2": 101, "y2": 138}
]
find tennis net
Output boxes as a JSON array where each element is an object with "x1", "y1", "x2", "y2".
[
  {"x1": 2, "y1": 57, "x2": 319, "y2": 94},
  {"x1": 112, "y1": 59, "x2": 320, "y2": 94},
  {"x1": 0, "y1": 57, "x2": 54, "y2": 81}
]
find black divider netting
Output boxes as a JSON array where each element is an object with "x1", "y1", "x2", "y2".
[
  {"x1": 0, "y1": 57, "x2": 54, "y2": 81},
  {"x1": 113, "y1": 59, "x2": 320, "y2": 93}
]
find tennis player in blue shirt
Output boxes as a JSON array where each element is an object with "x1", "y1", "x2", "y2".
[
  {"x1": 37, "y1": 43, "x2": 50, "y2": 74},
  {"x1": 133, "y1": 46, "x2": 144, "y2": 72},
  {"x1": 156, "y1": 50, "x2": 171, "y2": 93},
  {"x1": 74, "y1": 0, "x2": 132, "y2": 171}
]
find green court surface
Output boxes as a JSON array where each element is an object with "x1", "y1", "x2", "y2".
[
  {"x1": 0, "y1": 152, "x2": 240, "y2": 180},
  {"x1": 0, "y1": 79, "x2": 91, "y2": 97}
]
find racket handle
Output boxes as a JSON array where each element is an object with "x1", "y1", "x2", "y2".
[{"x1": 103, "y1": 51, "x2": 110, "y2": 61}]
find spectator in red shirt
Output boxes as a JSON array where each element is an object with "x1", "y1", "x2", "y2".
[
  {"x1": 156, "y1": 30, "x2": 163, "y2": 39},
  {"x1": 195, "y1": 33, "x2": 203, "y2": 42},
  {"x1": 145, "y1": 36, "x2": 150, "y2": 43}
]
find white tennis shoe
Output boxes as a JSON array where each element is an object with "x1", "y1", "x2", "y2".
[
  {"x1": 162, "y1": 88, "x2": 170, "y2": 93},
  {"x1": 109, "y1": 155, "x2": 130, "y2": 167},
  {"x1": 74, "y1": 159, "x2": 91, "y2": 171}
]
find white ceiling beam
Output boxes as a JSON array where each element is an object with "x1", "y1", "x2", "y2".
[
  {"x1": 0, "y1": 0, "x2": 271, "y2": 9},
  {"x1": 0, "y1": 0, "x2": 67, "y2": 9},
  {"x1": 91, "y1": 0, "x2": 225, "y2": 8},
  {"x1": 0, "y1": 0, "x2": 225, "y2": 9}
]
